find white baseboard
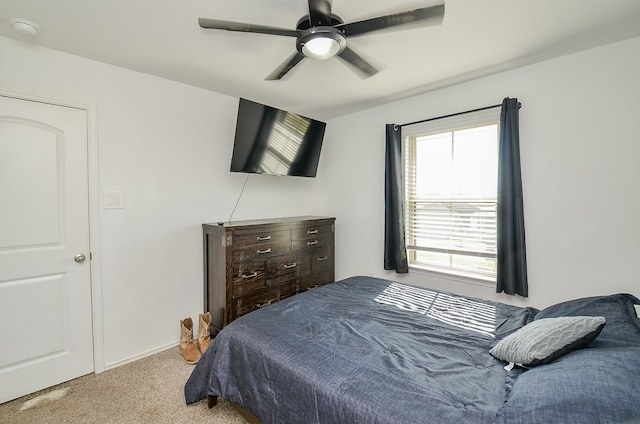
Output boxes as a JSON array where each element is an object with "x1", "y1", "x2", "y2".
[{"x1": 102, "y1": 340, "x2": 179, "y2": 372}]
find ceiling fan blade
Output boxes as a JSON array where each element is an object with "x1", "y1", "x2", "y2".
[
  {"x1": 308, "y1": 0, "x2": 333, "y2": 26},
  {"x1": 337, "y1": 47, "x2": 378, "y2": 79},
  {"x1": 265, "y1": 52, "x2": 306, "y2": 80},
  {"x1": 336, "y1": 4, "x2": 444, "y2": 38},
  {"x1": 198, "y1": 17, "x2": 300, "y2": 37}
]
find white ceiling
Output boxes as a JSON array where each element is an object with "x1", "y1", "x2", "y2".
[{"x1": 1, "y1": 0, "x2": 639, "y2": 120}]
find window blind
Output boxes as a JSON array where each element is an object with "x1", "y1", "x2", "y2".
[{"x1": 403, "y1": 108, "x2": 500, "y2": 278}]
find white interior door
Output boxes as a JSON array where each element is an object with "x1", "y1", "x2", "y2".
[{"x1": 0, "y1": 95, "x2": 94, "y2": 403}]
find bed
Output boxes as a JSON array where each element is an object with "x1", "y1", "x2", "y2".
[{"x1": 184, "y1": 276, "x2": 640, "y2": 423}]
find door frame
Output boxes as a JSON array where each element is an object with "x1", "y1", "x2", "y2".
[{"x1": 1, "y1": 88, "x2": 105, "y2": 373}]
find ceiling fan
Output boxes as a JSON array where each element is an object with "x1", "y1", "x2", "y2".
[{"x1": 198, "y1": 1, "x2": 445, "y2": 81}]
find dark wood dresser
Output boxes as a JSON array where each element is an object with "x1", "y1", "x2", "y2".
[{"x1": 203, "y1": 216, "x2": 335, "y2": 332}]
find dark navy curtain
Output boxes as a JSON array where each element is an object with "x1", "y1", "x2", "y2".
[
  {"x1": 496, "y1": 98, "x2": 528, "y2": 297},
  {"x1": 384, "y1": 124, "x2": 408, "y2": 273}
]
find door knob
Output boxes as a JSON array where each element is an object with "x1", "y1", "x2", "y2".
[{"x1": 74, "y1": 253, "x2": 86, "y2": 263}]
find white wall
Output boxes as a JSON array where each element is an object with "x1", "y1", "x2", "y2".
[
  {"x1": 320, "y1": 36, "x2": 640, "y2": 310},
  {"x1": 0, "y1": 36, "x2": 331, "y2": 368}
]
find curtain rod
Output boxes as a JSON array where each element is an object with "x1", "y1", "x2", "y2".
[{"x1": 398, "y1": 103, "x2": 502, "y2": 128}]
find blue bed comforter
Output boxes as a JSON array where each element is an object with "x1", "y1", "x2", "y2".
[{"x1": 185, "y1": 276, "x2": 537, "y2": 423}]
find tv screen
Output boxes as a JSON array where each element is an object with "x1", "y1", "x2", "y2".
[{"x1": 230, "y1": 98, "x2": 326, "y2": 178}]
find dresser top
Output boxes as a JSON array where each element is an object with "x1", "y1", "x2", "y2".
[{"x1": 203, "y1": 216, "x2": 335, "y2": 229}]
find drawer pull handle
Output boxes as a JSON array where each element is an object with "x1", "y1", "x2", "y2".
[
  {"x1": 257, "y1": 248, "x2": 272, "y2": 254},
  {"x1": 317, "y1": 256, "x2": 328, "y2": 261},
  {"x1": 307, "y1": 229, "x2": 318, "y2": 234},
  {"x1": 307, "y1": 240, "x2": 318, "y2": 246},
  {"x1": 256, "y1": 301, "x2": 272, "y2": 308},
  {"x1": 242, "y1": 271, "x2": 258, "y2": 279},
  {"x1": 283, "y1": 262, "x2": 297, "y2": 269},
  {"x1": 257, "y1": 235, "x2": 272, "y2": 241}
]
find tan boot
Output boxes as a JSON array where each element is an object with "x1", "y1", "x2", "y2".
[
  {"x1": 179, "y1": 317, "x2": 201, "y2": 364},
  {"x1": 197, "y1": 312, "x2": 212, "y2": 354}
]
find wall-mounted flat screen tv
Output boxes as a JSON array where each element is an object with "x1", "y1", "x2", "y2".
[{"x1": 230, "y1": 98, "x2": 326, "y2": 178}]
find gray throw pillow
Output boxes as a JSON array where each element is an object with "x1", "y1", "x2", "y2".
[{"x1": 490, "y1": 316, "x2": 606, "y2": 367}]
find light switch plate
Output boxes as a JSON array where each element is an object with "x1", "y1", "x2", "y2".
[{"x1": 103, "y1": 191, "x2": 124, "y2": 209}]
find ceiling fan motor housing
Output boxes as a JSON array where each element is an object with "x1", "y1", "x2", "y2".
[{"x1": 295, "y1": 14, "x2": 345, "y2": 31}]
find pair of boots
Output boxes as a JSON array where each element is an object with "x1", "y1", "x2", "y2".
[{"x1": 179, "y1": 312, "x2": 211, "y2": 364}]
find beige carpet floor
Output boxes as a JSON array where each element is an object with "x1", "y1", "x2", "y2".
[{"x1": 0, "y1": 347, "x2": 249, "y2": 424}]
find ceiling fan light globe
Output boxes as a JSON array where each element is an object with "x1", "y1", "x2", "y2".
[
  {"x1": 297, "y1": 27, "x2": 346, "y2": 61},
  {"x1": 302, "y1": 37, "x2": 341, "y2": 60}
]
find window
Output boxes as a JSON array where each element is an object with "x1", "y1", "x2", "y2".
[{"x1": 402, "y1": 108, "x2": 500, "y2": 281}]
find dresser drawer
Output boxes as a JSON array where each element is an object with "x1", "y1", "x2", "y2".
[
  {"x1": 310, "y1": 247, "x2": 332, "y2": 273},
  {"x1": 292, "y1": 254, "x2": 312, "y2": 276},
  {"x1": 294, "y1": 249, "x2": 330, "y2": 276},
  {"x1": 278, "y1": 281, "x2": 298, "y2": 300},
  {"x1": 232, "y1": 229, "x2": 291, "y2": 248},
  {"x1": 233, "y1": 241, "x2": 291, "y2": 262},
  {"x1": 291, "y1": 233, "x2": 332, "y2": 251},
  {"x1": 232, "y1": 281, "x2": 297, "y2": 318},
  {"x1": 292, "y1": 224, "x2": 332, "y2": 242},
  {"x1": 232, "y1": 261, "x2": 266, "y2": 295},
  {"x1": 266, "y1": 253, "x2": 300, "y2": 285},
  {"x1": 298, "y1": 270, "x2": 333, "y2": 291},
  {"x1": 232, "y1": 289, "x2": 279, "y2": 317},
  {"x1": 292, "y1": 223, "x2": 332, "y2": 240}
]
